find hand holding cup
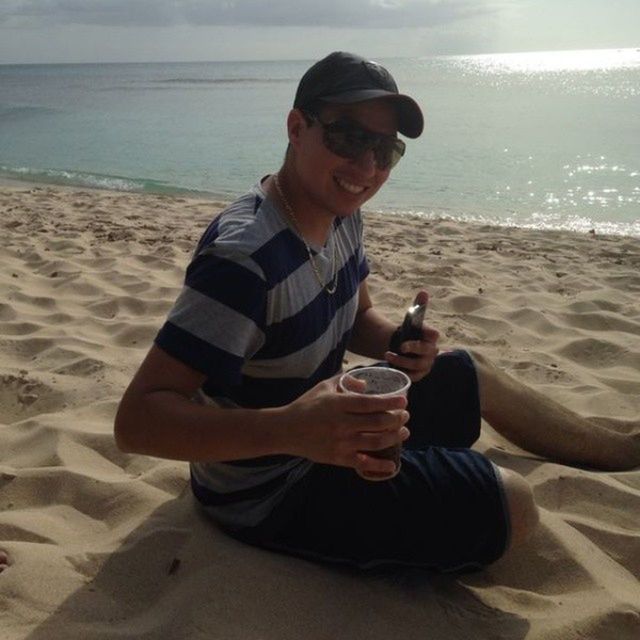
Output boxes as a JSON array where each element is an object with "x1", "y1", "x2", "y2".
[{"x1": 338, "y1": 366, "x2": 411, "y2": 480}]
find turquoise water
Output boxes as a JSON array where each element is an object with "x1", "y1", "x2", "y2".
[{"x1": 1, "y1": 49, "x2": 639, "y2": 235}]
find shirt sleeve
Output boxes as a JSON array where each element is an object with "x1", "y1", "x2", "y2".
[
  {"x1": 155, "y1": 247, "x2": 267, "y2": 386},
  {"x1": 354, "y1": 210, "x2": 369, "y2": 281}
]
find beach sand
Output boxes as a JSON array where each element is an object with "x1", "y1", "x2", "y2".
[{"x1": 1, "y1": 184, "x2": 639, "y2": 639}]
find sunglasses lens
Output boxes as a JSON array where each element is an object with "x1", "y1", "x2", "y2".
[
  {"x1": 323, "y1": 125, "x2": 362, "y2": 160},
  {"x1": 389, "y1": 140, "x2": 406, "y2": 169},
  {"x1": 374, "y1": 139, "x2": 405, "y2": 170},
  {"x1": 322, "y1": 121, "x2": 404, "y2": 170}
]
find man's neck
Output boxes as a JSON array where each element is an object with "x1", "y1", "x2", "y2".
[{"x1": 270, "y1": 167, "x2": 335, "y2": 247}]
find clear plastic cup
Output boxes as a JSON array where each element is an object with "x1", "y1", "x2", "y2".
[{"x1": 338, "y1": 366, "x2": 411, "y2": 481}]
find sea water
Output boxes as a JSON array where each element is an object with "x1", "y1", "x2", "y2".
[{"x1": 1, "y1": 49, "x2": 639, "y2": 235}]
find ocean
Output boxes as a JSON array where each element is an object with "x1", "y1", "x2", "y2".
[{"x1": 1, "y1": 49, "x2": 639, "y2": 236}]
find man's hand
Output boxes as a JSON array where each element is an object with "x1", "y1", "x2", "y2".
[
  {"x1": 385, "y1": 290, "x2": 439, "y2": 382},
  {"x1": 284, "y1": 375, "x2": 410, "y2": 479}
]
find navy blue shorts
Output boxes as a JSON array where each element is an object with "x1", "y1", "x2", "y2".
[{"x1": 229, "y1": 350, "x2": 511, "y2": 572}]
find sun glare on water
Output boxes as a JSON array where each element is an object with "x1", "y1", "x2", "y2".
[{"x1": 455, "y1": 48, "x2": 640, "y2": 74}]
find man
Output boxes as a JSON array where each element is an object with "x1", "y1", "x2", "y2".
[{"x1": 115, "y1": 52, "x2": 638, "y2": 572}]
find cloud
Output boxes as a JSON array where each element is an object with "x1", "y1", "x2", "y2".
[
  {"x1": 1, "y1": 0, "x2": 499, "y2": 29},
  {"x1": 0, "y1": 1, "x2": 180, "y2": 27},
  {"x1": 184, "y1": 0, "x2": 494, "y2": 28}
]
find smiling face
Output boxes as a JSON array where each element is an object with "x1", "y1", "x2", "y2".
[{"x1": 287, "y1": 98, "x2": 399, "y2": 221}]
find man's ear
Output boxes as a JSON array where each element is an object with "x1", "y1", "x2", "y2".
[{"x1": 286, "y1": 109, "x2": 308, "y2": 149}]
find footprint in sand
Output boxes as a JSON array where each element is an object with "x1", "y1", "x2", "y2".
[
  {"x1": 449, "y1": 295, "x2": 487, "y2": 314},
  {"x1": 511, "y1": 361, "x2": 575, "y2": 385},
  {"x1": 0, "y1": 371, "x2": 66, "y2": 423},
  {"x1": 54, "y1": 357, "x2": 105, "y2": 377}
]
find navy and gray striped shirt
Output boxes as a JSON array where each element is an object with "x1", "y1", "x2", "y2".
[{"x1": 155, "y1": 181, "x2": 369, "y2": 528}]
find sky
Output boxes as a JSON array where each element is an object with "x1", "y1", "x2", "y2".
[{"x1": 0, "y1": 0, "x2": 638, "y2": 64}]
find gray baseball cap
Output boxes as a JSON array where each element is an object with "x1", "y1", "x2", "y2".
[{"x1": 293, "y1": 51, "x2": 424, "y2": 138}]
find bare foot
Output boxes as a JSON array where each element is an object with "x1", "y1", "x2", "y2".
[
  {"x1": 0, "y1": 550, "x2": 10, "y2": 573},
  {"x1": 589, "y1": 418, "x2": 640, "y2": 471}
]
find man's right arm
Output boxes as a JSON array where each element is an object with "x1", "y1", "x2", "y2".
[
  {"x1": 114, "y1": 345, "x2": 287, "y2": 462},
  {"x1": 114, "y1": 345, "x2": 410, "y2": 475}
]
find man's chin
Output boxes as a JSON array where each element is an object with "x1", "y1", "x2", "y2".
[{"x1": 331, "y1": 191, "x2": 372, "y2": 216}]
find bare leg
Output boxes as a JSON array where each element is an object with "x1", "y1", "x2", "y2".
[
  {"x1": 496, "y1": 466, "x2": 540, "y2": 549},
  {"x1": 469, "y1": 350, "x2": 640, "y2": 471}
]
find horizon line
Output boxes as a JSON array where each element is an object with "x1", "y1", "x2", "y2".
[{"x1": 1, "y1": 46, "x2": 639, "y2": 67}]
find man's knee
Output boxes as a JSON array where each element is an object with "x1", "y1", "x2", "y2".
[
  {"x1": 496, "y1": 466, "x2": 540, "y2": 549},
  {"x1": 465, "y1": 348, "x2": 500, "y2": 416}
]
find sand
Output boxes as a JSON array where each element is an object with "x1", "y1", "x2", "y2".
[{"x1": 0, "y1": 184, "x2": 639, "y2": 639}]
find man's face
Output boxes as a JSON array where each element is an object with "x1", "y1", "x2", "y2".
[{"x1": 291, "y1": 98, "x2": 399, "y2": 218}]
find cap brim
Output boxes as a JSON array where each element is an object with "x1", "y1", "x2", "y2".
[{"x1": 320, "y1": 89, "x2": 424, "y2": 138}]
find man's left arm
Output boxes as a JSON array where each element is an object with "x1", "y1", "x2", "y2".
[{"x1": 348, "y1": 281, "x2": 440, "y2": 382}]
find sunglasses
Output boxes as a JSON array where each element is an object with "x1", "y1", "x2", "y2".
[{"x1": 304, "y1": 112, "x2": 406, "y2": 170}]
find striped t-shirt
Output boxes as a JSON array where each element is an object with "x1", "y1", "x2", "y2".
[{"x1": 155, "y1": 180, "x2": 369, "y2": 528}]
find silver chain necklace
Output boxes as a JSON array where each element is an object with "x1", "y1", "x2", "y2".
[{"x1": 273, "y1": 173, "x2": 338, "y2": 295}]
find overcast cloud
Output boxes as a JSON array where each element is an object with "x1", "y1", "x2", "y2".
[
  {"x1": 1, "y1": 0, "x2": 498, "y2": 29},
  {"x1": 0, "y1": 0, "x2": 637, "y2": 63}
]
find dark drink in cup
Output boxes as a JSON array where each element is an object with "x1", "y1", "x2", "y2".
[{"x1": 338, "y1": 367, "x2": 411, "y2": 481}]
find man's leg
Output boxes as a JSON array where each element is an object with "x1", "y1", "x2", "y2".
[
  {"x1": 237, "y1": 456, "x2": 514, "y2": 571},
  {"x1": 495, "y1": 466, "x2": 540, "y2": 549},
  {"x1": 470, "y1": 349, "x2": 640, "y2": 471}
]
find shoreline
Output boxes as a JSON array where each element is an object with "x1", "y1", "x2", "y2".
[{"x1": 2, "y1": 177, "x2": 639, "y2": 240}]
